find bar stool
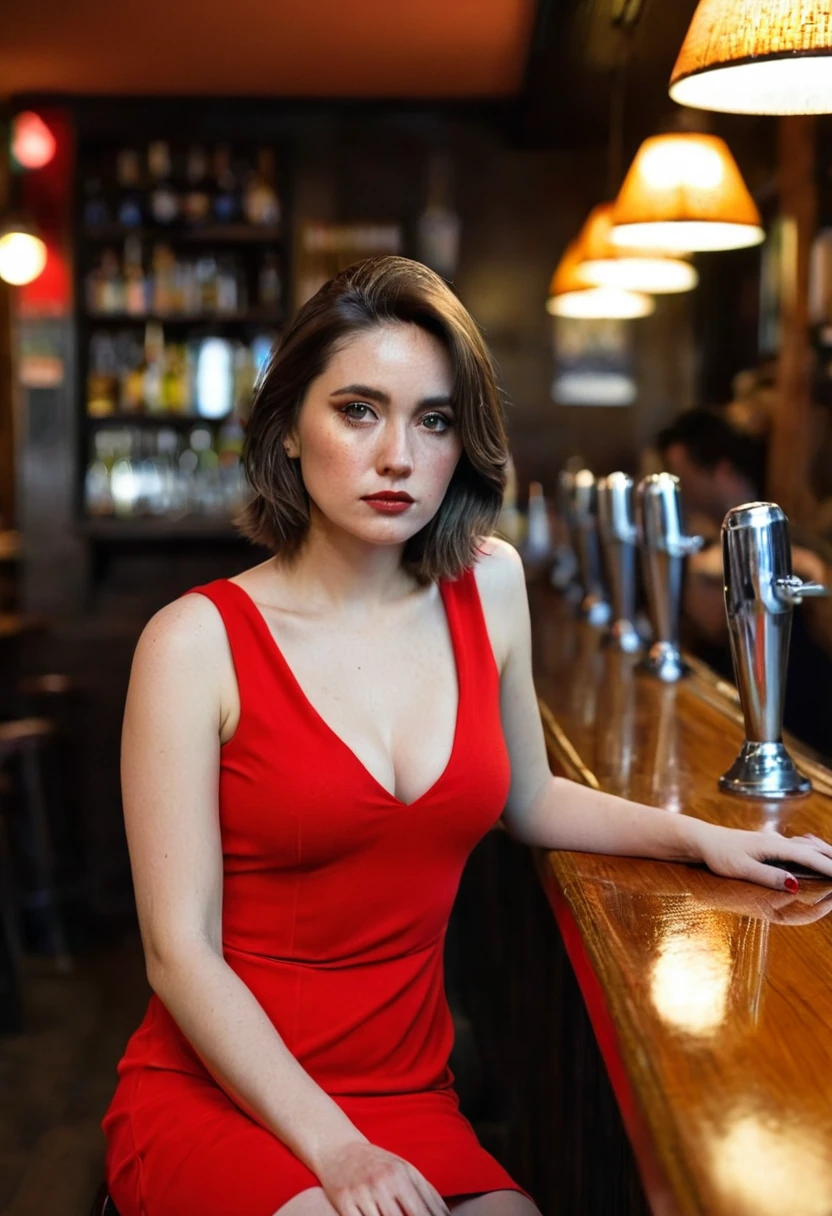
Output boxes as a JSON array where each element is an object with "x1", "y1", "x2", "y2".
[
  {"x1": 0, "y1": 716, "x2": 71, "y2": 971},
  {"x1": 89, "y1": 1183, "x2": 119, "y2": 1216},
  {"x1": 0, "y1": 766, "x2": 23, "y2": 1032},
  {"x1": 18, "y1": 673, "x2": 87, "y2": 936}
]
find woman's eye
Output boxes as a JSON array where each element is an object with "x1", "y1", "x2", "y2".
[
  {"x1": 422, "y1": 413, "x2": 453, "y2": 432},
  {"x1": 341, "y1": 403, "x2": 374, "y2": 422}
]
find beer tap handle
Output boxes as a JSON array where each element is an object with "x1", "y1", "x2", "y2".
[
  {"x1": 667, "y1": 534, "x2": 705, "y2": 558},
  {"x1": 773, "y1": 575, "x2": 831, "y2": 604}
]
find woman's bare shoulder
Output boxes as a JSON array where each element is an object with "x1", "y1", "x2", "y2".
[
  {"x1": 131, "y1": 591, "x2": 232, "y2": 684},
  {"x1": 470, "y1": 536, "x2": 527, "y2": 671}
]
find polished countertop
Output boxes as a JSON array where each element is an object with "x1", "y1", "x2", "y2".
[{"x1": 528, "y1": 583, "x2": 832, "y2": 1216}]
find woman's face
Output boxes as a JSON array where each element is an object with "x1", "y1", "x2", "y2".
[{"x1": 287, "y1": 323, "x2": 463, "y2": 548}]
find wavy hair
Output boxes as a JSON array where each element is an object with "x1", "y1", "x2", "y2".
[{"x1": 236, "y1": 256, "x2": 509, "y2": 583}]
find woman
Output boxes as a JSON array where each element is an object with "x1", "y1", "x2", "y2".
[{"x1": 103, "y1": 256, "x2": 832, "y2": 1216}]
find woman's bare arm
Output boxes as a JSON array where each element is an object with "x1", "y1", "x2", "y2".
[
  {"x1": 122, "y1": 594, "x2": 367, "y2": 1170},
  {"x1": 474, "y1": 537, "x2": 832, "y2": 890}
]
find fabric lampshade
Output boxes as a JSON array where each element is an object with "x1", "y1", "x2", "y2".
[
  {"x1": 610, "y1": 132, "x2": 764, "y2": 253},
  {"x1": 576, "y1": 202, "x2": 698, "y2": 293},
  {"x1": 670, "y1": 0, "x2": 832, "y2": 115},
  {"x1": 546, "y1": 241, "x2": 655, "y2": 319}
]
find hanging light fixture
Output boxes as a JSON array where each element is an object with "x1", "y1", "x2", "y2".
[
  {"x1": 610, "y1": 130, "x2": 764, "y2": 253},
  {"x1": 0, "y1": 217, "x2": 48, "y2": 286},
  {"x1": 546, "y1": 239, "x2": 655, "y2": 319},
  {"x1": 669, "y1": 0, "x2": 832, "y2": 115},
  {"x1": 11, "y1": 112, "x2": 57, "y2": 170},
  {"x1": 576, "y1": 202, "x2": 699, "y2": 293}
]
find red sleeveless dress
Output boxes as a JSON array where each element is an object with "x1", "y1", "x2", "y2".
[{"x1": 102, "y1": 568, "x2": 530, "y2": 1214}]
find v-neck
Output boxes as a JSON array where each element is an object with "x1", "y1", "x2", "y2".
[{"x1": 222, "y1": 575, "x2": 464, "y2": 809}]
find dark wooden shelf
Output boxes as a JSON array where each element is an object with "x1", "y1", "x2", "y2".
[
  {"x1": 84, "y1": 412, "x2": 234, "y2": 427},
  {"x1": 83, "y1": 224, "x2": 283, "y2": 244},
  {"x1": 81, "y1": 516, "x2": 243, "y2": 541},
  {"x1": 83, "y1": 308, "x2": 282, "y2": 326}
]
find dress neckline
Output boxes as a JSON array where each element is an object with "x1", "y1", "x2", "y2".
[{"x1": 221, "y1": 575, "x2": 464, "y2": 809}]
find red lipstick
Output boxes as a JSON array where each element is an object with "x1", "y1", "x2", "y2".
[{"x1": 362, "y1": 491, "x2": 414, "y2": 514}]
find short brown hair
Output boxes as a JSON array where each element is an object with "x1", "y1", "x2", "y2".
[{"x1": 235, "y1": 256, "x2": 509, "y2": 583}]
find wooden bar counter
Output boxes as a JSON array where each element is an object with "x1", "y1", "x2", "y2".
[{"x1": 521, "y1": 582, "x2": 832, "y2": 1216}]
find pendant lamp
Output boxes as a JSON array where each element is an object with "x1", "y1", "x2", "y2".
[
  {"x1": 576, "y1": 202, "x2": 698, "y2": 293},
  {"x1": 670, "y1": 0, "x2": 832, "y2": 115},
  {"x1": 0, "y1": 217, "x2": 47, "y2": 286},
  {"x1": 610, "y1": 131, "x2": 764, "y2": 252},
  {"x1": 546, "y1": 240, "x2": 655, "y2": 319}
]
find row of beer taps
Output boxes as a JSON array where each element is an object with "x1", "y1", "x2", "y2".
[{"x1": 557, "y1": 466, "x2": 829, "y2": 800}]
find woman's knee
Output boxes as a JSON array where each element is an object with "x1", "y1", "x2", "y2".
[
  {"x1": 272, "y1": 1186, "x2": 339, "y2": 1216},
  {"x1": 449, "y1": 1192, "x2": 541, "y2": 1215}
]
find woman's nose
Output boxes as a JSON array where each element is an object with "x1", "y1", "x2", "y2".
[{"x1": 376, "y1": 423, "x2": 414, "y2": 476}]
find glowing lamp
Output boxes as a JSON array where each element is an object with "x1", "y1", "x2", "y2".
[
  {"x1": 11, "y1": 112, "x2": 56, "y2": 170},
  {"x1": 610, "y1": 132, "x2": 764, "y2": 253},
  {"x1": 0, "y1": 219, "x2": 48, "y2": 286},
  {"x1": 670, "y1": 0, "x2": 832, "y2": 115},
  {"x1": 546, "y1": 240, "x2": 655, "y2": 319},
  {"x1": 576, "y1": 202, "x2": 698, "y2": 293}
]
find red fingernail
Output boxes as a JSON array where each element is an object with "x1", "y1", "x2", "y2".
[{"x1": 785, "y1": 876, "x2": 800, "y2": 893}]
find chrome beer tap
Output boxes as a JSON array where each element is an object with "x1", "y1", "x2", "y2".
[
  {"x1": 571, "y1": 469, "x2": 612, "y2": 627},
  {"x1": 635, "y1": 472, "x2": 703, "y2": 682},
  {"x1": 719, "y1": 502, "x2": 829, "y2": 798},
  {"x1": 597, "y1": 472, "x2": 641, "y2": 653}
]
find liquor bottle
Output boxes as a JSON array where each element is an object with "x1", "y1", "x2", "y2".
[
  {"x1": 195, "y1": 338, "x2": 234, "y2": 418},
  {"x1": 258, "y1": 251, "x2": 281, "y2": 308},
  {"x1": 216, "y1": 255, "x2": 240, "y2": 315},
  {"x1": 124, "y1": 236, "x2": 148, "y2": 316},
  {"x1": 417, "y1": 153, "x2": 461, "y2": 281},
  {"x1": 196, "y1": 254, "x2": 219, "y2": 313},
  {"x1": 183, "y1": 145, "x2": 211, "y2": 226},
  {"x1": 160, "y1": 343, "x2": 191, "y2": 414},
  {"x1": 87, "y1": 333, "x2": 119, "y2": 417},
  {"x1": 150, "y1": 244, "x2": 176, "y2": 315},
  {"x1": 243, "y1": 147, "x2": 281, "y2": 226},
  {"x1": 83, "y1": 177, "x2": 110, "y2": 228},
  {"x1": 118, "y1": 333, "x2": 146, "y2": 414},
  {"x1": 148, "y1": 140, "x2": 179, "y2": 225},
  {"x1": 98, "y1": 249, "x2": 125, "y2": 314},
  {"x1": 143, "y1": 321, "x2": 165, "y2": 414},
  {"x1": 116, "y1": 149, "x2": 143, "y2": 228},
  {"x1": 212, "y1": 145, "x2": 240, "y2": 223},
  {"x1": 85, "y1": 431, "x2": 115, "y2": 516}
]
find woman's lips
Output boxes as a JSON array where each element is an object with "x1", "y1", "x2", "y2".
[{"x1": 362, "y1": 497, "x2": 413, "y2": 514}]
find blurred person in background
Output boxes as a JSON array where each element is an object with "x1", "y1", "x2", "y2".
[{"x1": 657, "y1": 408, "x2": 832, "y2": 761}]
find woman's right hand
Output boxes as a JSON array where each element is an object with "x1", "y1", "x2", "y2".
[{"x1": 315, "y1": 1140, "x2": 451, "y2": 1216}]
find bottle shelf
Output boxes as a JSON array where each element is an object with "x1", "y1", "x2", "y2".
[
  {"x1": 85, "y1": 412, "x2": 240, "y2": 427},
  {"x1": 83, "y1": 224, "x2": 283, "y2": 244},
  {"x1": 83, "y1": 308, "x2": 283, "y2": 326},
  {"x1": 82, "y1": 516, "x2": 244, "y2": 541}
]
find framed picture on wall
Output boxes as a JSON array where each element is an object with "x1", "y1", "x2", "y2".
[{"x1": 551, "y1": 315, "x2": 636, "y2": 407}]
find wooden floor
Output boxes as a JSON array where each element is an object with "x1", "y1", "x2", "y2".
[{"x1": 0, "y1": 935, "x2": 149, "y2": 1216}]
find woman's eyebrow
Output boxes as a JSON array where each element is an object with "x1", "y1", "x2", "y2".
[
  {"x1": 330, "y1": 384, "x2": 390, "y2": 404},
  {"x1": 329, "y1": 385, "x2": 454, "y2": 410}
]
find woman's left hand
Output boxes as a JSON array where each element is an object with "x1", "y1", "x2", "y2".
[{"x1": 693, "y1": 821, "x2": 832, "y2": 890}]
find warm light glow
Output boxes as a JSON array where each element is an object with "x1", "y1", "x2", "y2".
[
  {"x1": 576, "y1": 202, "x2": 699, "y2": 293},
  {"x1": 547, "y1": 287, "x2": 654, "y2": 319},
  {"x1": 612, "y1": 221, "x2": 764, "y2": 253},
  {"x1": 650, "y1": 926, "x2": 733, "y2": 1036},
  {"x1": 547, "y1": 238, "x2": 655, "y2": 319},
  {"x1": 670, "y1": 0, "x2": 832, "y2": 115},
  {"x1": 611, "y1": 132, "x2": 764, "y2": 253},
  {"x1": 0, "y1": 231, "x2": 48, "y2": 286},
  {"x1": 11, "y1": 111, "x2": 56, "y2": 170},
  {"x1": 712, "y1": 1110, "x2": 832, "y2": 1216}
]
